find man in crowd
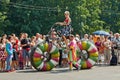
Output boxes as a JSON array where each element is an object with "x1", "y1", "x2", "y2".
[
  {"x1": 21, "y1": 33, "x2": 31, "y2": 68},
  {"x1": 112, "y1": 33, "x2": 120, "y2": 63}
]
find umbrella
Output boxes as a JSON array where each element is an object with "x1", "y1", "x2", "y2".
[{"x1": 93, "y1": 30, "x2": 110, "y2": 36}]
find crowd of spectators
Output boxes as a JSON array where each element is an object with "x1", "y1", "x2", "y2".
[{"x1": 0, "y1": 31, "x2": 120, "y2": 72}]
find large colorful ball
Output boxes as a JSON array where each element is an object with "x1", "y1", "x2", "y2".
[
  {"x1": 30, "y1": 42, "x2": 60, "y2": 71},
  {"x1": 77, "y1": 41, "x2": 98, "y2": 69}
]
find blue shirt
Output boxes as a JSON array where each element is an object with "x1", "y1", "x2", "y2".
[{"x1": 6, "y1": 42, "x2": 13, "y2": 55}]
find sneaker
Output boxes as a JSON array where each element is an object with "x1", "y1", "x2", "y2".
[
  {"x1": 10, "y1": 70, "x2": 16, "y2": 72},
  {"x1": 5, "y1": 70, "x2": 11, "y2": 72}
]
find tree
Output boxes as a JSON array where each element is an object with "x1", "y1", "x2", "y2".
[
  {"x1": 100, "y1": 0, "x2": 120, "y2": 33},
  {"x1": 6, "y1": 0, "x2": 60, "y2": 36},
  {"x1": 57, "y1": 0, "x2": 103, "y2": 35},
  {"x1": 4, "y1": 0, "x2": 113, "y2": 35},
  {"x1": 0, "y1": 0, "x2": 10, "y2": 35}
]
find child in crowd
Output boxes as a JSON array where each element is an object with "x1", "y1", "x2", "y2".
[
  {"x1": 18, "y1": 49, "x2": 24, "y2": 69},
  {"x1": 0, "y1": 44, "x2": 6, "y2": 71},
  {"x1": 0, "y1": 38, "x2": 7, "y2": 71},
  {"x1": 5, "y1": 36, "x2": 14, "y2": 72},
  {"x1": 11, "y1": 49, "x2": 19, "y2": 70}
]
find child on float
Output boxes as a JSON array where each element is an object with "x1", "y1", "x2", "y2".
[{"x1": 68, "y1": 34, "x2": 81, "y2": 71}]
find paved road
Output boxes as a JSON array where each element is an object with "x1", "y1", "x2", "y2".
[{"x1": 0, "y1": 65, "x2": 120, "y2": 80}]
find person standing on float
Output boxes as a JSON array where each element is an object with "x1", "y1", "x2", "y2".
[{"x1": 55, "y1": 11, "x2": 72, "y2": 48}]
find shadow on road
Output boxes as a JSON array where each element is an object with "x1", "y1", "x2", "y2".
[
  {"x1": 50, "y1": 68, "x2": 71, "y2": 74},
  {"x1": 50, "y1": 67, "x2": 92, "y2": 74},
  {"x1": 16, "y1": 68, "x2": 81, "y2": 74},
  {"x1": 16, "y1": 69, "x2": 45, "y2": 73}
]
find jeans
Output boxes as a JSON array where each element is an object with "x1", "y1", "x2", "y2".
[
  {"x1": 6, "y1": 55, "x2": 13, "y2": 70},
  {"x1": 22, "y1": 49, "x2": 29, "y2": 59}
]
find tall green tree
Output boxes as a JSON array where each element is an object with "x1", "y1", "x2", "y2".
[
  {"x1": 57, "y1": 0, "x2": 103, "y2": 35},
  {"x1": 7, "y1": 0, "x2": 59, "y2": 36},
  {"x1": 0, "y1": 0, "x2": 10, "y2": 35},
  {"x1": 7, "y1": 0, "x2": 104, "y2": 36},
  {"x1": 100, "y1": 0, "x2": 120, "y2": 33}
]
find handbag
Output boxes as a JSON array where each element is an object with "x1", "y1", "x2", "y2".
[{"x1": 26, "y1": 48, "x2": 30, "y2": 51}]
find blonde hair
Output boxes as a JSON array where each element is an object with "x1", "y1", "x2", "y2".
[{"x1": 64, "y1": 11, "x2": 70, "y2": 15}]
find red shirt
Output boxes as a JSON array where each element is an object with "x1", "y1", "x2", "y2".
[{"x1": 64, "y1": 17, "x2": 70, "y2": 25}]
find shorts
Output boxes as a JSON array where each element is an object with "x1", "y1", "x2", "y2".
[
  {"x1": 62, "y1": 53, "x2": 68, "y2": 58},
  {"x1": 22, "y1": 49, "x2": 30, "y2": 59},
  {"x1": 12, "y1": 50, "x2": 18, "y2": 61}
]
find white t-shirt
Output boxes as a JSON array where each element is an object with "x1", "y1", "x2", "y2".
[
  {"x1": 36, "y1": 38, "x2": 44, "y2": 44},
  {"x1": 62, "y1": 52, "x2": 68, "y2": 58}
]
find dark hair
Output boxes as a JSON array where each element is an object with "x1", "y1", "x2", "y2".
[
  {"x1": 7, "y1": 35, "x2": 12, "y2": 41},
  {"x1": 97, "y1": 37, "x2": 100, "y2": 40}
]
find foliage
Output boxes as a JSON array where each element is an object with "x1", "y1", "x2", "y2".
[
  {"x1": 0, "y1": 0, "x2": 10, "y2": 35},
  {"x1": 100, "y1": 0, "x2": 120, "y2": 33},
  {"x1": 0, "y1": 0, "x2": 120, "y2": 36}
]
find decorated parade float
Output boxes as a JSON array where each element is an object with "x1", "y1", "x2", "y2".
[{"x1": 30, "y1": 24, "x2": 98, "y2": 71}]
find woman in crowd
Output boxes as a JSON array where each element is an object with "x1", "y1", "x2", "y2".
[
  {"x1": 11, "y1": 34, "x2": 19, "y2": 70},
  {"x1": 95, "y1": 37, "x2": 103, "y2": 64},
  {"x1": 103, "y1": 36, "x2": 112, "y2": 65}
]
